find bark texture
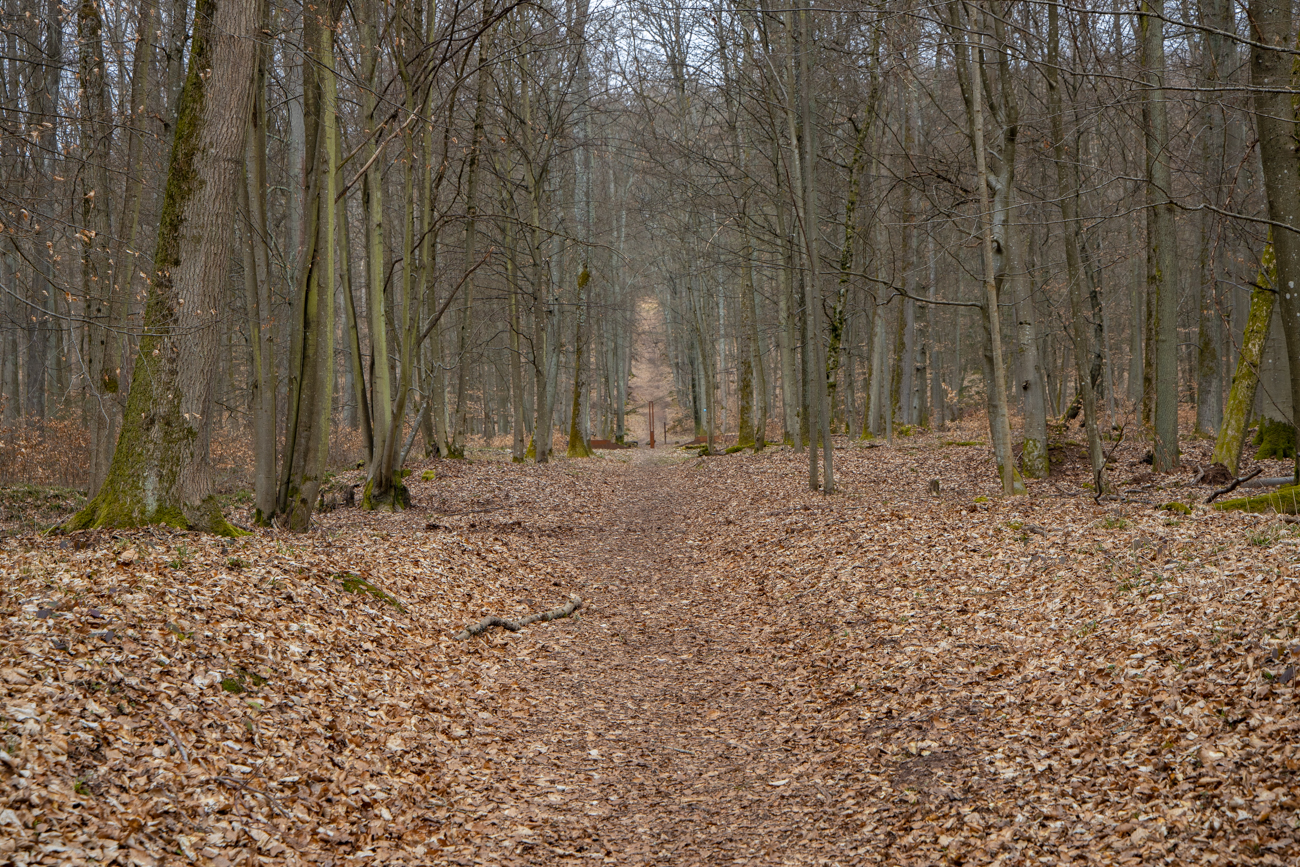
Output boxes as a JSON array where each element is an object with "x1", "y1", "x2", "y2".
[{"x1": 67, "y1": 0, "x2": 259, "y2": 536}]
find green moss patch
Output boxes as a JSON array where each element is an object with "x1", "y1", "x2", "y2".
[
  {"x1": 1214, "y1": 485, "x2": 1300, "y2": 515},
  {"x1": 220, "y1": 667, "x2": 269, "y2": 695},
  {"x1": 1253, "y1": 418, "x2": 1296, "y2": 460}
]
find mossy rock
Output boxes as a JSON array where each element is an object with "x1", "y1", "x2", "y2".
[
  {"x1": 338, "y1": 573, "x2": 405, "y2": 611},
  {"x1": 1253, "y1": 418, "x2": 1296, "y2": 460},
  {"x1": 1159, "y1": 502, "x2": 1192, "y2": 515},
  {"x1": 1214, "y1": 485, "x2": 1300, "y2": 515},
  {"x1": 421, "y1": 469, "x2": 436, "y2": 481}
]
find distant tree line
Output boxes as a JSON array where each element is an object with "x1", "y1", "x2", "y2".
[{"x1": 0, "y1": 0, "x2": 1296, "y2": 531}]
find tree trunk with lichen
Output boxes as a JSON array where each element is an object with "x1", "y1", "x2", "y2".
[
  {"x1": 1249, "y1": 0, "x2": 1300, "y2": 485},
  {"x1": 78, "y1": 0, "x2": 116, "y2": 496},
  {"x1": 1212, "y1": 248, "x2": 1278, "y2": 474},
  {"x1": 66, "y1": 0, "x2": 259, "y2": 537}
]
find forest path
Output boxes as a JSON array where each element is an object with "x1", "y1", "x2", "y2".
[{"x1": 454, "y1": 450, "x2": 853, "y2": 866}]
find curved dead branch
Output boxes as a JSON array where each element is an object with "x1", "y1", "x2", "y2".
[{"x1": 454, "y1": 597, "x2": 583, "y2": 641}]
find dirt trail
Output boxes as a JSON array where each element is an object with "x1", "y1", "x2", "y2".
[{"x1": 452, "y1": 452, "x2": 852, "y2": 866}]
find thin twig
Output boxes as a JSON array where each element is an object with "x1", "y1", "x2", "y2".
[
  {"x1": 211, "y1": 775, "x2": 293, "y2": 820},
  {"x1": 160, "y1": 719, "x2": 189, "y2": 764}
]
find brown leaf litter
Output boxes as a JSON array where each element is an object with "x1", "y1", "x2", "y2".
[{"x1": 3, "y1": 424, "x2": 1299, "y2": 865}]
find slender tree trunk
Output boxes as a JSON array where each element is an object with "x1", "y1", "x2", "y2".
[
  {"x1": 508, "y1": 223, "x2": 527, "y2": 462},
  {"x1": 1048, "y1": 0, "x2": 1107, "y2": 493},
  {"x1": 1141, "y1": 0, "x2": 1180, "y2": 470},
  {"x1": 1196, "y1": 0, "x2": 1229, "y2": 436},
  {"x1": 339, "y1": 184, "x2": 373, "y2": 454},
  {"x1": 78, "y1": 0, "x2": 116, "y2": 494},
  {"x1": 241, "y1": 12, "x2": 277, "y2": 524},
  {"x1": 359, "y1": 0, "x2": 392, "y2": 472},
  {"x1": 950, "y1": 0, "x2": 1024, "y2": 495},
  {"x1": 277, "y1": 0, "x2": 340, "y2": 529}
]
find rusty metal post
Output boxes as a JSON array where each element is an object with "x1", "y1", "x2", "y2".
[{"x1": 648, "y1": 401, "x2": 655, "y2": 449}]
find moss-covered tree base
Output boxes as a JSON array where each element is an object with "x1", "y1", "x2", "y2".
[
  {"x1": 566, "y1": 438, "x2": 594, "y2": 458},
  {"x1": 361, "y1": 478, "x2": 410, "y2": 511},
  {"x1": 1254, "y1": 418, "x2": 1297, "y2": 460},
  {"x1": 1021, "y1": 437, "x2": 1049, "y2": 480},
  {"x1": 65, "y1": 492, "x2": 246, "y2": 537},
  {"x1": 1214, "y1": 485, "x2": 1300, "y2": 515}
]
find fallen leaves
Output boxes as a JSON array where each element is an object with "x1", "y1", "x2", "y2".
[{"x1": 3, "y1": 424, "x2": 1299, "y2": 864}]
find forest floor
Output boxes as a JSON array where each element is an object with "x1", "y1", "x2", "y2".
[{"x1": 3, "y1": 420, "x2": 1300, "y2": 866}]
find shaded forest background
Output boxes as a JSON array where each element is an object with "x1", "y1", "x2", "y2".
[{"x1": 2, "y1": 0, "x2": 1299, "y2": 525}]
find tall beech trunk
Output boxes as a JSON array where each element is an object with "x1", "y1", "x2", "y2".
[
  {"x1": 452, "y1": 35, "x2": 491, "y2": 458},
  {"x1": 242, "y1": 10, "x2": 276, "y2": 524},
  {"x1": 507, "y1": 223, "x2": 527, "y2": 462},
  {"x1": 949, "y1": 0, "x2": 1024, "y2": 495},
  {"x1": 567, "y1": 0, "x2": 595, "y2": 458},
  {"x1": 1141, "y1": 0, "x2": 1180, "y2": 470},
  {"x1": 78, "y1": 0, "x2": 115, "y2": 494},
  {"x1": 68, "y1": 0, "x2": 259, "y2": 536},
  {"x1": 1195, "y1": 0, "x2": 1230, "y2": 436},
  {"x1": 1248, "y1": 0, "x2": 1300, "y2": 483},
  {"x1": 359, "y1": 0, "x2": 392, "y2": 471}
]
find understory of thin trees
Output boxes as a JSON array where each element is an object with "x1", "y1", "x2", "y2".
[{"x1": 3, "y1": 0, "x2": 1299, "y2": 530}]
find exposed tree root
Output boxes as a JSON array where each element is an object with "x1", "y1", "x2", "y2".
[{"x1": 454, "y1": 597, "x2": 583, "y2": 641}]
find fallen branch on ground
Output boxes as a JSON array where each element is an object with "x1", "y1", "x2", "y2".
[
  {"x1": 1236, "y1": 475, "x2": 1295, "y2": 490},
  {"x1": 1207, "y1": 467, "x2": 1263, "y2": 504},
  {"x1": 454, "y1": 597, "x2": 583, "y2": 640}
]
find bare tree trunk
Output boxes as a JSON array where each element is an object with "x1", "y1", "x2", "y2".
[
  {"x1": 1141, "y1": 0, "x2": 1180, "y2": 471},
  {"x1": 949, "y1": 0, "x2": 1024, "y2": 495},
  {"x1": 277, "y1": 0, "x2": 339, "y2": 529},
  {"x1": 508, "y1": 222, "x2": 527, "y2": 462},
  {"x1": 1048, "y1": 0, "x2": 1107, "y2": 494},
  {"x1": 1193, "y1": 0, "x2": 1230, "y2": 436},
  {"x1": 78, "y1": 0, "x2": 116, "y2": 494},
  {"x1": 241, "y1": 10, "x2": 277, "y2": 524},
  {"x1": 359, "y1": 0, "x2": 391, "y2": 471}
]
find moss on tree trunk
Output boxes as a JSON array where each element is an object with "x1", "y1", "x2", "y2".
[
  {"x1": 64, "y1": 0, "x2": 257, "y2": 538},
  {"x1": 1211, "y1": 247, "x2": 1277, "y2": 474}
]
